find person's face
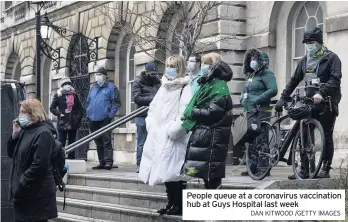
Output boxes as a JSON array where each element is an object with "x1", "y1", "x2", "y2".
[
  {"x1": 19, "y1": 106, "x2": 28, "y2": 116},
  {"x1": 96, "y1": 73, "x2": 106, "y2": 80}
]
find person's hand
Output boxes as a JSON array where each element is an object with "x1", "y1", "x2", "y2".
[
  {"x1": 312, "y1": 94, "x2": 323, "y2": 104},
  {"x1": 275, "y1": 99, "x2": 286, "y2": 112},
  {"x1": 12, "y1": 119, "x2": 21, "y2": 138},
  {"x1": 60, "y1": 114, "x2": 65, "y2": 117}
]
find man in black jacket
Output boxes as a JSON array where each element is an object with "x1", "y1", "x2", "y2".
[
  {"x1": 132, "y1": 62, "x2": 161, "y2": 173},
  {"x1": 275, "y1": 27, "x2": 342, "y2": 179}
]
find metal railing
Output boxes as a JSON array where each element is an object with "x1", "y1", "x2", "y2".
[{"x1": 64, "y1": 106, "x2": 149, "y2": 154}]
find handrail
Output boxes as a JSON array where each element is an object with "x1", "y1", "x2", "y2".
[{"x1": 65, "y1": 106, "x2": 149, "y2": 154}]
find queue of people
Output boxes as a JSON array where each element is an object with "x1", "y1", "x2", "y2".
[{"x1": 7, "y1": 26, "x2": 341, "y2": 221}]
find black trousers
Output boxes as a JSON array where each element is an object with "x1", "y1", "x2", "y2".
[
  {"x1": 203, "y1": 178, "x2": 222, "y2": 189},
  {"x1": 164, "y1": 181, "x2": 186, "y2": 209},
  {"x1": 58, "y1": 130, "x2": 77, "y2": 159},
  {"x1": 89, "y1": 118, "x2": 113, "y2": 165}
]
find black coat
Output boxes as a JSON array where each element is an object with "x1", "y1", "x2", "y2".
[
  {"x1": 7, "y1": 120, "x2": 58, "y2": 222},
  {"x1": 183, "y1": 61, "x2": 233, "y2": 180},
  {"x1": 50, "y1": 89, "x2": 83, "y2": 131},
  {"x1": 280, "y1": 51, "x2": 342, "y2": 115},
  {"x1": 131, "y1": 72, "x2": 161, "y2": 117}
]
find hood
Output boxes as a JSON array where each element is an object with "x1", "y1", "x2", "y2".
[
  {"x1": 207, "y1": 61, "x2": 233, "y2": 82},
  {"x1": 161, "y1": 75, "x2": 190, "y2": 91},
  {"x1": 242, "y1": 48, "x2": 270, "y2": 75},
  {"x1": 42, "y1": 119, "x2": 57, "y2": 136},
  {"x1": 140, "y1": 71, "x2": 161, "y2": 85}
]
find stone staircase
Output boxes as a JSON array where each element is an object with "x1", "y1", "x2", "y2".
[{"x1": 50, "y1": 172, "x2": 261, "y2": 222}]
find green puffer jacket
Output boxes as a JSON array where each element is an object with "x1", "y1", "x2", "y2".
[{"x1": 240, "y1": 49, "x2": 278, "y2": 112}]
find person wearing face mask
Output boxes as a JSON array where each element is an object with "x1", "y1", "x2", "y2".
[
  {"x1": 50, "y1": 77, "x2": 83, "y2": 159},
  {"x1": 275, "y1": 27, "x2": 342, "y2": 180},
  {"x1": 87, "y1": 67, "x2": 121, "y2": 170},
  {"x1": 131, "y1": 62, "x2": 161, "y2": 173},
  {"x1": 239, "y1": 48, "x2": 278, "y2": 177},
  {"x1": 187, "y1": 54, "x2": 202, "y2": 94},
  {"x1": 139, "y1": 55, "x2": 193, "y2": 215},
  {"x1": 7, "y1": 99, "x2": 58, "y2": 222}
]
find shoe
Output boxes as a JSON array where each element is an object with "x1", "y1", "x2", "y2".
[
  {"x1": 288, "y1": 171, "x2": 309, "y2": 180},
  {"x1": 241, "y1": 171, "x2": 249, "y2": 176},
  {"x1": 92, "y1": 164, "x2": 105, "y2": 170},
  {"x1": 104, "y1": 163, "x2": 112, "y2": 170},
  {"x1": 157, "y1": 205, "x2": 171, "y2": 215},
  {"x1": 166, "y1": 206, "x2": 182, "y2": 215},
  {"x1": 136, "y1": 165, "x2": 140, "y2": 173},
  {"x1": 316, "y1": 161, "x2": 331, "y2": 179}
]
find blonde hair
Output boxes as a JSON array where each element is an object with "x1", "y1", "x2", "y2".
[
  {"x1": 201, "y1": 52, "x2": 222, "y2": 65},
  {"x1": 19, "y1": 99, "x2": 47, "y2": 123},
  {"x1": 165, "y1": 55, "x2": 187, "y2": 78}
]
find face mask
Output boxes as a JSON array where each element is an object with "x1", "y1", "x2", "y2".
[
  {"x1": 166, "y1": 67, "x2": 177, "y2": 77},
  {"x1": 201, "y1": 64, "x2": 211, "y2": 76},
  {"x1": 306, "y1": 43, "x2": 319, "y2": 55},
  {"x1": 187, "y1": 62, "x2": 196, "y2": 73},
  {"x1": 63, "y1": 85, "x2": 71, "y2": 91},
  {"x1": 250, "y1": 60, "x2": 258, "y2": 71},
  {"x1": 95, "y1": 75, "x2": 105, "y2": 85},
  {"x1": 18, "y1": 115, "x2": 30, "y2": 128}
]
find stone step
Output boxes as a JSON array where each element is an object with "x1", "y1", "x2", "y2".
[
  {"x1": 50, "y1": 212, "x2": 114, "y2": 222},
  {"x1": 68, "y1": 174, "x2": 258, "y2": 192},
  {"x1": 56, "y1": 197, "x2": 196, "y2": 222},
  {"x1": 57, "y1": 185, "x2": 167, "y2": 210}
]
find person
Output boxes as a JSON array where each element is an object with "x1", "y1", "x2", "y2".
[
  {"x1": 7, "y1": 99, "x2": 58, "y2": 222},
  {"x1": 132, "y1": 62, "x2": 161, "y2": 173},
  {"x1": 50, "y1": 77, "x2": 83, "y2": 159},
  {"x1": 187, "y1": 54, "x2": 203, "y2": 94},
  {"x1": 138, "y1": 55, "x2": 192, "y2": 215},
  {"x1": 274, "y1": 27, "x2": 342, "y2": 179},
  {"x1": 181, "y1": 52, "x2": 233, "y2": 189},
  {"x1": 87, "y1": 67, "x2": 121, "y2": 170},
  {"x1": 239, "y1": 48, "x2": 278, "y2": 176}
]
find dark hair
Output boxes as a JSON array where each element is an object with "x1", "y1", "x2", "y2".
[{"x1": 195, "y1": 54, "x2": 201, "y2": 63}]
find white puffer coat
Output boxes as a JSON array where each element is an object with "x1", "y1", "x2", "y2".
[{"x1": 138, "y1": 75, "x2": 193, "y2": 185}]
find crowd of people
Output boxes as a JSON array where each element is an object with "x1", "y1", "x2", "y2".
[{"x1": 7, "y1": 27, "x2": 341, "y2": 221}]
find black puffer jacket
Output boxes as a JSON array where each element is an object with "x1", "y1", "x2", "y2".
[
  {"x1": 7, "y1": 120, "x2": 58, "y2": 221},
  {"x1": 132, "y1": 72, "x2": 161, "y2": 117},
  {"x1": 183, "y1": 61, "x2": 233, "y2": 180}
]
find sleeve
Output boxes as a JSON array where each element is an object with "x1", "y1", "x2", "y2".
[
  {"x1": 280, "y1": 58, "x2": 305, "y2": 99},
  {"x1": 19, "y1": 131, "x2": 54, "y2": 187},
  {"x1": 49, "y1": 94, "x2": 61, "y2": 117},
  {"x1": 256, "y1": 72, "x2": 278, "y2": 104},
  {"x1": 145, "y1": 86, "x2": 163, "y2": 132},
  {"x1": 240, "y1": 85, "x2": 245, "y2": 104},
  {"x1": 132, "y1": 78, "x2": 155, "y2": 106},
  {"x1": 191, "y1": 96, "x2": 227, "y2": 122},
  {"x1": 74, "y1": 94, "x2": 83, "y2": 121},
  {"x1": 109, "y1": 84, "x2": 121, "y2": 118},
  {"x1": 167, "y1": 86, "x2": 192, "y2": 140},
  {"x1": 317, "y1": 54, "x2": 342, "y2": 98},
  {"x1": 7, "y1": 136, "x2": 19, "y2": 158}
]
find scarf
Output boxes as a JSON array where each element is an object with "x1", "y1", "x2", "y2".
[
  {"x1": 181, "y1": 78, "x2": 230, "y2": 132},
  {"x1": 306, "y1": 45, "x2": 329, "y2": 73},
  {"x1": 61, "y1": 89, "x2": 75, "y2": 113}
]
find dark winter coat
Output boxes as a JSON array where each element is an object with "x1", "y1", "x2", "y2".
[
  {"x1": 7, "y1": 120, "x2": 58, "y2": 222},
  {"x1": 241, "y1": 49, "x2": 278, "y2": 112},
  {"x1": 131, "y1": 72, "x2": 161, "y2": 117},
  {"x1": 280, "y1": 50, "x2": 342, "y2": 115},
  {"x1": 183, "y1": 61, "x2": 233, "y2": 180},
  {"x1": 50, "y1": 88, "x2": 83, "y2": 131}
]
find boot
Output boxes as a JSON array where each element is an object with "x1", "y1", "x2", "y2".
[
  {"x1": 288, "y1": 160, "x2": 309, "y2": 180},
  {"x1": 316, "y1": 161, "x2": 331, "y2": 179},
  {"x1": 92, "y1": 164, "x2": 105, "y2": 170},
  {"x1": 157, "y1": 183, "x2": 174, "y2": 215},
  {"x1": 105, "y1": 162, "x2": 113, "y2": 170}
]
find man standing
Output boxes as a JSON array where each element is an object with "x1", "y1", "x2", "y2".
[
  {"x1": 87, "y1": 67, "x2": 121, "y2": 170},
  {"x1": 132, "y1": 62, "x2": 161, "y2": 173},
  {"x1": 187, "y1": 55, "x2": 202, "y2": 95},
  {"x1": 275, "y1": 27, "x2": 342, "y2": 179}
]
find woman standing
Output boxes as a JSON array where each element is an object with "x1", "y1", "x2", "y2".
[
  {"x1": 50, "y1": 77, "x2": 83, "y2": 159},
  {"x1": 139, "y1": 55, "x2": 192, "y2": 215},
  {"x1": 7, "y1": 99, "x2": 58, "y2": 222},
  {"x1": 239, "y1": 48, "x2": 278, "y2": 176},
  {"x1": 182, "y1": 52, "x2": 233, "y2": 189}
]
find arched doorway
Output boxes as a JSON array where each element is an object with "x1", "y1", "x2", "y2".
[
  {"x1": 5, "y1": 52, "x2": 21, "y2": 80},
  {"x1": 68, "y1": 33, "x2": 91, "y2": 160}
]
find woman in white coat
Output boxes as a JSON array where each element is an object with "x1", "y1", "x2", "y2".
[{"x1": 138, "y1": 55, "x2": 192, "y2": 215}]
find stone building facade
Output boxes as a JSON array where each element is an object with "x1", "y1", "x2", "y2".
[{"x1": 1, "y1": 1, "x2": 347, "y2": 166}]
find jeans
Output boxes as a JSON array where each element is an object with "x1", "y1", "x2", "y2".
[
  {"x1": 89, "y1": 118, "x2": 113, "y2": 165},
  {"x1": 58, "y1": 130, "x2": 77, "y2": 159},
  {"x1": 136, "y1": 123, "x2": 147, "y2": 166}
]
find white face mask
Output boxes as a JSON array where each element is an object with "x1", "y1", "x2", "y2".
[
  {"x1": 63, "y1": 85, "x2": 71, "y2": 91},
  {"x1": 95, "y1": 75, "x2": 105, "y2": 85}
]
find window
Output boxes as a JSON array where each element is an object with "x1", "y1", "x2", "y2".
[{"x1": 127, "y1": 43, "x2": 136, "y2": 125}]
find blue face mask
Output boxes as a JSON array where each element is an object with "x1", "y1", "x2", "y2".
[
  {"x1": 18, "y1": 115, "x2": 30, "y2": 128},
  {"x1": 166, "y1": 67, "x2": 177, "y2": 77},
  {"x1": 187, "y1": 62, "x2": 196, "y2": 73},
  {"x1": 250, "y1": 60, "x2": 258, "y2": 71},
  {"x1": 306, "y1": 43, "x2": 319, "y2": 55},
  {"x1": 201, "y1": 64, "x2": 211, "y2": 76}
]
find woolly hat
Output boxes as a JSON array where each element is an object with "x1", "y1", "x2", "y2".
[
  {"x1": 302, "y1": 27, "x2": 323, "y2": 44},
  {"x1": 95, "y1": 67, "x2": 108, "y2": 76},
  {"x1": 145, "y1": 62, "x2": 157, "y2": 72},
  {"x1": 60, "y1": 77, "x2": 72, "y2": 87}
]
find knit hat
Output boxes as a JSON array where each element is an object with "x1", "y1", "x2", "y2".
[
  {"x1": 145, "y1": 62, "x2": 157, "y2": 72},
  {"x1": 95, "y1": 67, "x2": 108, "y2": 76},
  {"x1": 60, "y1": 77, "x2": 72, "y2": 87},
  {"x1": 302, "y1": 27, "x2": 323, "y2": 44}
]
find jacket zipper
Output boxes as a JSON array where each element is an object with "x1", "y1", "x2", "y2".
[{"x1": 207, "y1": 128, "x2": 216, "y2": 181}]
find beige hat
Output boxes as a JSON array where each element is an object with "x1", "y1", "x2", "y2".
[{"x1": 60, "y1": 77, "x2": 72, "y2": 87}]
